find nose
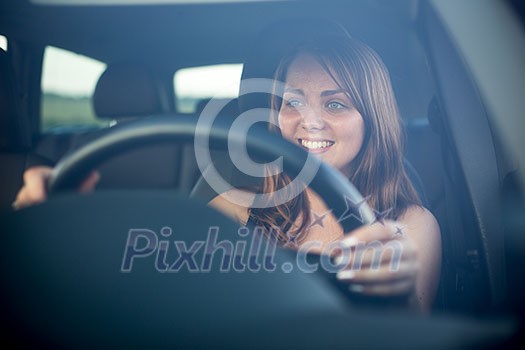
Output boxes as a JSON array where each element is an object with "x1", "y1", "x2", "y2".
[{"x1": 300, "y1": 107, "x2": 325, "y2": 131}]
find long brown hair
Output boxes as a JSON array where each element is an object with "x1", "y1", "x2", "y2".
[{"x1": 249, "y1": 34, "x2": 421, "y2": 243}]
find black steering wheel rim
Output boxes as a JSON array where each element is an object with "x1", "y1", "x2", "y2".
[{"x1": 48, "y1": 114, "x2": 374, "y2": 232}]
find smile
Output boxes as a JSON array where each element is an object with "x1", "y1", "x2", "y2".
[{"x1": 298, "y1": 138, "x2": 335, "y2": 151}]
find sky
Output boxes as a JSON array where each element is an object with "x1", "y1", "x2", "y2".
[
  {"x1": 174, "y1": 64, "x2": 242, "y2": 98},
  {"x1": 41, "y1": 46, "x2": 107, "y2": 96}
]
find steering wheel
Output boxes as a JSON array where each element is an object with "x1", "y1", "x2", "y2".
[
  {"x1": 3, "y1": 114, "x2": 514, "y2": 348},
  {"x1": 48, "y1": 114, "x2": 374, "y2": 233}
]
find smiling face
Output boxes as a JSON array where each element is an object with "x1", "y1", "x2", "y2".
[{"x1": 278, "y1": 54, "x2": 365, "y2": 176}]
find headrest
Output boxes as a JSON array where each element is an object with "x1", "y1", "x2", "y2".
[
  {"x1": 196, "y1": 98, "x2": 240, "y2": 120},
  {"x1": 93, "y1": 62, "x2": 168, "y2": 119},
  {"x1": 239, "y1": 18, "x2": 350, "y2": 114},
  {"x1": 0, "y1": 49, "x2": 31, "y2": 151}
]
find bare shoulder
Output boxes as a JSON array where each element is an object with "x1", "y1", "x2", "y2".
[
  {"x1": 208, "y1": 189, "x2": 254, "y2": 225},
  {"x1": 398, "y1": 206, "x2": 441, "y2": 311},
  {"x1": 398, "y1": 205, "x2": 440, "y2": 236},
  {"x1": 396, "y1": 205, "x2": 441, "y2": 255}
]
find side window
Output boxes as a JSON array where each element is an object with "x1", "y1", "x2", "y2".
[
  {"x1": 174, "y1": 64, "x2": 243, "y2": 114},
  {"x1": 41, "y1": 46, "x2": 108, "y2": 133},
  {"x1": 0, "y1": 35, "x2": 7, "y2": 51}
]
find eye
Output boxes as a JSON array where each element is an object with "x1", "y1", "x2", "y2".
[
  {"x1": 284, "y1": 99, "x2": 303, "y2": 109},
  {"x1": 327, "y1": 101, "x2": 346, "y2": 111}
]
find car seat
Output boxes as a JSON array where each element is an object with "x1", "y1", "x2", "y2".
[{"x1": 86, "y1": 62, "x2": 184, "y2": 190}]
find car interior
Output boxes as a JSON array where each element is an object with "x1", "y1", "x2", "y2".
[{"x1": 0, "y1": 0, "x2": 524, "y2": 347}]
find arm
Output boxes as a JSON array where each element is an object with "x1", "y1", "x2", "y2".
[
  {"x1": 208, "y1": 189, "x2": 252, "y2": 225},
  {"x1": 398, "y1": 206, "x2": 441, "y2": 310},
  {"x1": 13, "y1": 166, "x2": 100, "y2": 209},
  {"x1": 335, "y1": 206, "x2": 441, "y2": 312}
]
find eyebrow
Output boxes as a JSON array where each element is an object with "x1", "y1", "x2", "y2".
[
  {"x1": 321, "y1": 89, "x2": 346, "y2": 97},
  {"x1": 283, "y1": 88, "x2": 347, "y2": 97},
  {"x1": 284, "y1": 87, "x2": 304, "y2": 95}
]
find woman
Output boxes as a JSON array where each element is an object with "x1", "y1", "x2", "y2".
[
  {"x1": 14, "y1": 35, "x2": 441, "y2": 311},
  {"x1": 211, "y1": 34, "x2": 440, "y2": 311}
]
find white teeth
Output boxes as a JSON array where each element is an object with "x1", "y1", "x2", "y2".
[{"x1": 300, "y1": 139, "x2": 333, "y2": 150}]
